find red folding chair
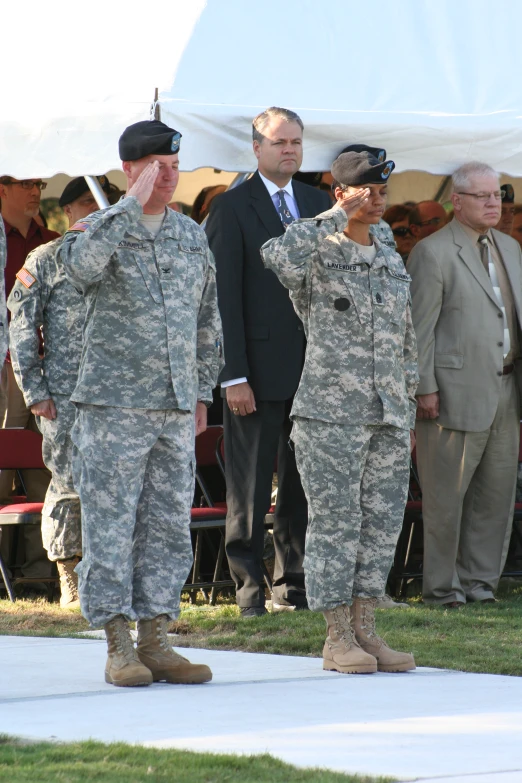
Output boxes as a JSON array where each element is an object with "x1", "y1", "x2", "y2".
[
  {"x1": 186, "y1": 426, "x2": 231, "y2": 605},
  {"x1": 387, "y1": 448, "x2": 423, "y2": 598},
  {"x1": 0, "y1": 429, "x2": 58, "y2": 602}
]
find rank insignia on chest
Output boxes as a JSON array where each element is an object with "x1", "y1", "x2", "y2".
[{"x1": 16, "y1": 267, "x2": 37, "y2": 289}]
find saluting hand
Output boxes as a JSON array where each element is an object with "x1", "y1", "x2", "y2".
[
  {"x1": 337, "y1": 187, "x2": 371, "y2": 220},
  {"x1": 31, "y1": 398, "x2": 57, "y2": 420},
  {"x1": 127, "y1": 160, "x2": 160, "y2": 207}
]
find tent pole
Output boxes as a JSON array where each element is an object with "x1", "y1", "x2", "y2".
[{"x1": 84, "y1": 176, "x2": 110, "y2": 210}]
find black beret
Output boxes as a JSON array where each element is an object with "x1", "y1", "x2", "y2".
[
  {"x1": 331, "y1": 151, "x2": 395, "y2": 187},
  {"x1": 118, "y1": 120, "x2": 182, "y2": 161},
  {"x1": 340, "y1": 144, "x2": 386, "y2": 163},
  {"x1": 59, "y1": 175, "x2": 111, "y2": 208},
  {"x1": 501, "y1": 183, "x2": 514, "y2": 203}
]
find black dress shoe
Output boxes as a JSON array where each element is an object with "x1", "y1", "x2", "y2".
[
  {"x1": 480, "y1": 597, "x2": 498, "y2": 604},
  {"x1": 239, "y1": 606, "x2": 267, "y2": 618},
  {"x1": 442, "y1": 600, "x2": 465, "y2": 609}
]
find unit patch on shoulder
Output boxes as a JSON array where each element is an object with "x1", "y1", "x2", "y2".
[{"x1": 16, "y1": 268, "x2": 37, "y2": 289}]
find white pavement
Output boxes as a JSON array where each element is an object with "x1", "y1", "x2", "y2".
[{"x1": 1, "y1": 635, "x2": 521, "y2": 783}]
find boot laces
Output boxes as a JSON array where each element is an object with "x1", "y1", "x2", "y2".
[
  {"x1": 114, "y1": 621, "x2": 137, "y2": 662},
  {"x1": 155, "y1": 616, "x2": 172, "y2": 651},
  {"x1": 333, "y1": 605, "x2": 357, "y2": 644},
  {"x1": 360, "y1": 599, "x2": 384, "y2": 643}
]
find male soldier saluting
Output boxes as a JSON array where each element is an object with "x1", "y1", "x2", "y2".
[
  {"x1": 60, "y1": 121, "x2": 223, "y2": 687},
  {"x1": 262, "y1": 151, "x2": 418, "y2": 675},
  {"x1": 7, "y1": 176, "x2": 113, "y2": 608}
]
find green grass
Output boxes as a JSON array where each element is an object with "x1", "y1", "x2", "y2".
[
  {"x1": 2, "y1": 580, "x2": 522, "y2": 675},
  {"x1": 0, "y1": 737, "x2": 392, "y2": 783}
]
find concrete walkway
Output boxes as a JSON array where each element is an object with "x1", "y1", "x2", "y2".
[{"x1": 1, "y1": 635, "x2": 521, "y2": 782}]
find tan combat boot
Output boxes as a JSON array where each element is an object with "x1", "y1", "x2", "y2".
[
  {"x1": 322, "y1": 604, "x2": 378, "y2": 674},
  {"x1": 104, "y1": 615, "x2": 153, "y2": 687},
  {"x1": 56, "y1": 557, "x2": 80, "y2": 609},
  {"x1": 137, "y1": 615, "x2": 212, "y2": 684},
  {"x1": 351, "y1": 597, "x2": 416, "y2": 673}
]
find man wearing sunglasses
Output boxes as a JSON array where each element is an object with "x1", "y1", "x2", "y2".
[
  {"x1": 409, "y1": 161, "x2": 522, "y2": 608},
  {"x1": 0, "y1": 176, "x2": 60, "y2": 591},
  {"x1": 408, "y1": 201, "x2": 447, "y2": 241},
  {"x1": 60, "y1": 120, "x2": 222, "y2": 687}
]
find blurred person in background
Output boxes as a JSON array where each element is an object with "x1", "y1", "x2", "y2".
[
  {"x1": 511, "y1": 204, "x2": 522, "y2": 249},
  {"x1": 6, "y1": 176, "x2": 113, "y2": 607},
  {"x1": 0, "y1": 175, "x2": 60, "y2": 593},
  {"x1": 408, "y1": 201, "x2": 447, "y2": 241},
  {"x1": 192, "y1": 185, "x2": 227, "y2": 224},
  {"x1": 497, "y1": 184, "x2": 515, "y2": 235},
  {"x1": 382, "y1": 204, "x2": 415, "y2": 263}
]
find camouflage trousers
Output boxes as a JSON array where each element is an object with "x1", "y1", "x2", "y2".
[
  {"x1": 71, "y1": 404, "x2": 195, "y2": 628},
  {"x1": 36, "y1": 394, "x2": 82, "y2": 561},
  {"x1": 291, "y1": 418, "x2": 410, "y2": 611}
]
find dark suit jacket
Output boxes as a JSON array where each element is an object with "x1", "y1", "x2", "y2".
[{"x1": 206, "y1": 171, "x2": 331, "y2": 400}]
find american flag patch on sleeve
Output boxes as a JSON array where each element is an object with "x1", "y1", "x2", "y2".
[
  {"x1": 68, "y1": 220, "x2": 91, "y2": 233},
  {"x1": 16, "y1": 268, "x2": 37, "y2": 289}
]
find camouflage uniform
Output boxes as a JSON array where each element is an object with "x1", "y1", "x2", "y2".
[
  {"x1": 0, "y1": 220, "x2": 7, "y2": 363},
  {"x1": 371, "y1": 219, "x2": 395, "y2": 250},
  {"x1": 59, "y1": 196, "x2": 222, "y2": 627},
  {"x1": 261, "y1": 205, "x2": 418, "y2": 611},
  {"x1": 7, "y1": 237, "x2": 84, "y2": 561}
]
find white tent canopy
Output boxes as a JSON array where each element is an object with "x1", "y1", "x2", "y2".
[{"x1": 2, "y1": 0, "x2": 522, "y2": 178}]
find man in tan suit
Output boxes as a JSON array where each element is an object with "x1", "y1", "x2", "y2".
[{"x1": 409, "y1": 162, "x2": 522, "y2": 607}]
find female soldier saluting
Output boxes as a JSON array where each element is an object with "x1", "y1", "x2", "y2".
[{"x1": 261, "y1": 150, "x2": 418, "y2": 675}]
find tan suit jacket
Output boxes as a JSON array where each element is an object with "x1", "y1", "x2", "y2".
[{"x1": 408, "y1": 219, "x2": 522, "y2": 432}]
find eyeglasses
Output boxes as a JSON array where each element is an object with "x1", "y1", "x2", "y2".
[
  {"x1": 0, "y1": 178, "x2": 47, "y2": 191},
  {"x1": 392, "y1": 226, "x2": 412, "y2": 238},
  {"x1": 414, "y1": 217, "x2": 443, "y2": 227},
  {"x1": 457, "y1": 191, "x2": 502, "y2": 202}
]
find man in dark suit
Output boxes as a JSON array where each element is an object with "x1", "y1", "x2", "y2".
[{"x1": 206, "y1": 106, "x2": 330, "y2": 617}]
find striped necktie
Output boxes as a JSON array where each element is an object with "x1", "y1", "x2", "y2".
[
  {"x1": 276, "y1": 190, "x2": 294, "y2": 229},
  {"x1": 479, "y1": 234, "x2": 510, "y2": 358}
]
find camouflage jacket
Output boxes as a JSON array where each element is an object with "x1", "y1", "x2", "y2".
[
  {"x1": 7, "y1": 236, "x2": 85, "y2": 407},
  {"x1": 371, "y1": 219, "x2": 396, "y2": 250},
  {"x1": 0, "y1": 220, "x2": 7, "y2": 363},
  {"x1": 59, "y1": 196, "x2": 223, "y2": 411},
  {"x1": 261, "y1": 206, "x2": 418, "y2": 429}
]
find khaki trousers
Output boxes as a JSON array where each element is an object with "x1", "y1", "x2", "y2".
[
  {"x1": 416, "y1": 373, "x2": 519, "y2": 604},
  {"x1": 0, "y1": 361, "x2": 53, "y2": 579}
]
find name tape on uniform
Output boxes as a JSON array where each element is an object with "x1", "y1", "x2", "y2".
[
  {"x1": 16, "y1": 267, "x2": 37, "y2": 289},
  {"x1": 388, "y1": 270, "x2": 411, "y2": 282},
  {"x1": 325, "y1": 262, "x2": 359, "y2": 272},
  {"x1": 118, "y1": 241, "x2": 147, "y2": 250}
]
